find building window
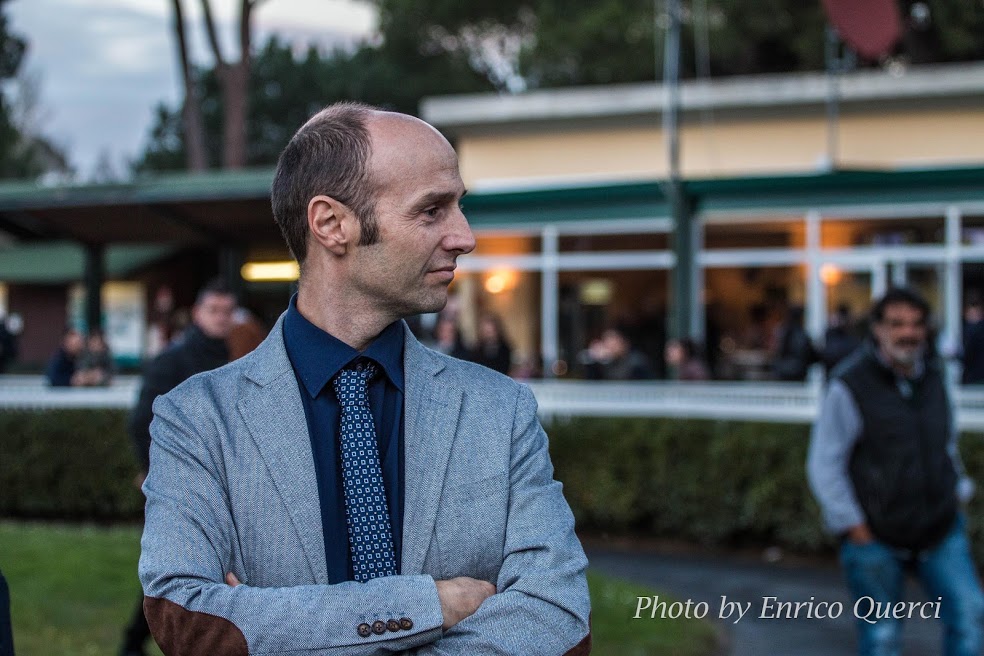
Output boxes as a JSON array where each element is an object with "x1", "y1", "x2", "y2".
[
  {"x1": 448, "y1": 270, "x2": 542, "y2": 378},
  {"x1": 961, "y1": 214, "x2": 984, "y2": 247},
  {"x1": 557, "y1": 269, "x2": 667, "y2": 379},
  {"x1": 704, "y1": 219, "x2": 805, "y2": 250},
  {"x1": 473, "y1": 233, "x2": 541, "y2": 256},
  {"x1": 704, "y1": 265, "x2": 806, "y2": 380},
  {"x1": 821, "y1": 216, "x2": 944, "y2": 249},
  {"x1": 558, "y1": 232, "x2": 668, "y2": 252}
]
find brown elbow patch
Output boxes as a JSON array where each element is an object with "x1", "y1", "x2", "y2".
[
  {"x1": 564, "y1": 612, "x2": 592, "y2": 656},
  {"x1": 564, "y1": 631, "x2": 591, "y2": 655},
  {"x1": 144, "y1": 596, "x2": 248, "y2": 656}
]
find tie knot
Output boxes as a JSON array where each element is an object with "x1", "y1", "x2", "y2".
[{"x1": 332, "y1": 361, "x2": 376, "y2": 407}]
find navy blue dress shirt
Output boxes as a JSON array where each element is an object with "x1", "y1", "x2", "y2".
[{"x1": 283, "y1": 295, "x2": 405, "y2": 583}]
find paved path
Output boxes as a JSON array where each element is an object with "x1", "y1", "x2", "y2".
[{"x1": 587, "y1": 544, "x2": 941, "y2": 655}]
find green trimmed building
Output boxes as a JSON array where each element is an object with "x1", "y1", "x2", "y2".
[{"x1": 2, "y1": 62, "x2": 984, "y2": 375}]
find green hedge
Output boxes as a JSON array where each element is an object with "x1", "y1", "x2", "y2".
[
  {"x1": 546, "y1": 416, "x2": 984, "y2": 561},
  {"x1": 4, "y1": 408, "x2": 984, "y2": 563},
  {"x1": 0, "y1": 409, "x2": 143, "y2": 520},
  {"x1": 546, "y1": 417, "x2": 825, "y2": 550}
]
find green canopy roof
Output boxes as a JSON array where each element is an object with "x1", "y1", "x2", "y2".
[
  {"x1": 0, "y1": 164, "x2": 981, "y2": 246},
  {"x1": 0, "y1": 242, "x2": 175, "y2": 283}
]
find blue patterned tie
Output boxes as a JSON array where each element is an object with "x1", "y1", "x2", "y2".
[{"x1": 332, "y1": 361, "x2": 398, "y2": 582}]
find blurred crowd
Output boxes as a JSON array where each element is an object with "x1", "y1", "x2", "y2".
[
  {"x1": 41, "y1": 286, "x2": 268, "y2": 388},
  {"x1": 22, "y1": 289, "x2": 984, "y2": 387},
  {"x1": 421, "y1": 311, "x2": 516, "y2": 376},
  {"x1": 45, "y1": 328, "x2": 115, "y2": 387}
]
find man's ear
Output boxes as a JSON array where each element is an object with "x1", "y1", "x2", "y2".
[{"x1": 308, "y1": 195, "x2": 358, "y2": 256}]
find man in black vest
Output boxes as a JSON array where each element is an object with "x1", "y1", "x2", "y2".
[{"x1": 808, "y1": 287, "x2": 984, "y2": 656}]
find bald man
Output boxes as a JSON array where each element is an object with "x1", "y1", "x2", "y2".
[{"x1": 139, "y1": 103, "x2": 591, "y2": 656}]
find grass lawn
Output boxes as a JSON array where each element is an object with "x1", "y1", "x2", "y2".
[
  {"x1": 0, "y1": 522, "x2": 164, "y2": 656},
  {"x1": 0, "y1": 521, "x2": 717, "y2": 655},
  {"x1": 587, "y1": 570, "x2": 718, "y2": 656}
]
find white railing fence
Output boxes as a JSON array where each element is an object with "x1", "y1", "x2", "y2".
[
  {"x1": 5, "y1": 375, "x2": 984, "y2": 431},
  {"x1": 0, "y1": 375, "x2": 139, "y2": 410}
]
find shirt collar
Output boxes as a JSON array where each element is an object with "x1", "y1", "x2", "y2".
[{"x1": 283, "y1": 294, "x2": 405, "y2": 398}]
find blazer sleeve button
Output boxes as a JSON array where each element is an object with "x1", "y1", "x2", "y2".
[
  {"x1": 400, "y1": 617, "x2": 414, "y2": 631},
  {"x1": 357, "y1": 623, "x2": 372, "y2": 638},
  {"x1": 372, "y1": 620, "x2": 387, "y2": 635},
  {"x1": 387, "y1": 619, "x2": 401, "y2": 632}
]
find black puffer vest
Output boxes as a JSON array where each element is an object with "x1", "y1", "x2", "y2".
[{"x1": 836, "y1": 344, "x2": 956, "y2": 550}]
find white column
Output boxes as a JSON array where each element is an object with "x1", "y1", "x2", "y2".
[
  {"x1": 805, "y1": 210, "x2": 825, "y2": 339},
  {"x1": 891, "y1": 260, "x2": 907, "y2": 288},
  {"x1": 872, "y1": 262, "x2": 888, "y2": 299},
  {"x1": 944, "y1": 205, "x2": 963, "y2": 363},
  {"x1": 805, "y1": 210, "x2": 825, "y2": 386},
  {"x1": 541, "y1": 226, "x2": 559, "y2": 378}
]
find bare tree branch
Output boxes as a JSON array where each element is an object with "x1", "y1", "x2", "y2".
[
  {"x1": 239, "y1": 0, "x2": 252, "y2": 64},
  {"x1": 212, "y1": 0, "x2": 253, "y2": 168},
  {"x1": 199, "y1": 0, "x2": 227, "y2": 67},
  {"x1": 171, "y1": 0, "x2": 207, "y2": 170},
  {"x1": 165, "y1": 0, "x2": 252, "y2": 169}
]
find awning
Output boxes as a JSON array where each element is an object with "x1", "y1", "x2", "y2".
[
  {"x1": 0, "y1": 169, "x2": 278, "y2": 244},
  {"x1": 0, "y1": 242, "x2": 176, "y2": 283}
]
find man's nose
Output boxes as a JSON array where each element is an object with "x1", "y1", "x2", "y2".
[
  {"x1": 901, "y1": 325, "x2": 923, "y2": 340},
  {"x1": 445, "y1": 207, "x2": 476, "y2": 255}
]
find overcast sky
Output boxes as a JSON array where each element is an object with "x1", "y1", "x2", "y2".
[{"x1": 7, "y1": 0, "x2": 376, "y2": 178}]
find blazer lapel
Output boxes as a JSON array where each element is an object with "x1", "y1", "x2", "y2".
[
  {"x1": 237, "y1": 315, "x2": 329, "y2": 583},
  {"x1": 401, "y1": 328, "x2": 462, "y2": 575}
]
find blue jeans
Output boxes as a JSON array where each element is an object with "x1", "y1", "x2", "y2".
[{"x1": 840, "y1": 515, "x2": 984, "y2": 656}]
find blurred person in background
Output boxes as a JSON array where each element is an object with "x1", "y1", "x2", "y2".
[
  {"x1": 598, "y1": 326, "x2": 652, "y2": 380},
  {"x1": 665, "y1": 338, "x2": 710, "y2": 381},
  {"x1": 0, "y1": 313, "x2": 17, "y2": 374},
  {"x1": 821, "y1": 303, "x2": 862, "y2": 378},
  {"x1": 772, "y1": 305, "x2": 818, "y2": 382},
  {"x1": 808, "y1": 287, "x2": 984, "y2": 656},
  {"x1": 577, "y1": 336, "x2": 609, "y2": 380},
  {"x1": 467, "y1": 313, "x2": 512, "y2": 375},
  {"x1": 167, "y1": 307, "x2": 193, "y2": 344},
  {"x1": 961, "y1": 295, "x2": 984, "y2": 385},
  {"x1": 227, "y1": 306, "x2": 269, "y2": 361},
  {"x1": 44, "y1": 327, "x2": 83, "y2": 387},
  {"x1": 741, "y1": 303, "x2": 771, "y2": 351},
  {"x1": 144, "y1": 286, "x2": 175, "y2": 359},
  {"x1": 431, "y1": 314, "x2": 470, "y2": 360},
  {"x1": 73, "y1": 329, "x2": 115, "y2": 386},
  {"x1": 119, "y1": 278, "x2": 236, "y2": 656}
]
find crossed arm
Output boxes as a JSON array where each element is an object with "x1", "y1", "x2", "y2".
[{"x1": 139, "y1": 386, "x2": 590, "y2": 655}]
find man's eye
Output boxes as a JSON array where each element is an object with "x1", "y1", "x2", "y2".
[{"x1": 424, "y1": 207, "x2": 441, "y2": 218}]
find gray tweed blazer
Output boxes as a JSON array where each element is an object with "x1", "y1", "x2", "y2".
[{"x1": 139, "y1": 315, "x2": 591, "y2": 655}]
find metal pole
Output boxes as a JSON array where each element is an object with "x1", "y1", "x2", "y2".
[
  {"x1": 825, "y1": 25, "x2": 840, "y2": 169},
  {"x1": 219, "y1": 245, "x2": 245, "y2": 301},
  {"x1": 663, "y1": 0, "x2": 692, "y2": 340},
  {"x1": 83, "y1": 243, "x2": 105, "y2": 332},
  {"x1": 663, "y1": 0, "x2": 681, "y2": 184}
]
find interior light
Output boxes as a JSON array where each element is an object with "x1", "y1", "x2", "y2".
[
  {"x1": 484, "y1": 269, "x2": 518, "y2": 295},
  {"x1": 580, "y1": 279, "x2": 613, "y2": 305},
  {"x1": 819, "y1": 264, "x2": 843, "y2": 286},
  {"x1": 485, "y1": 273, "x2": 507, "y2": 294},
  {"x1": 241, "y1": 261, "x2": 300, "y2": 282}
]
